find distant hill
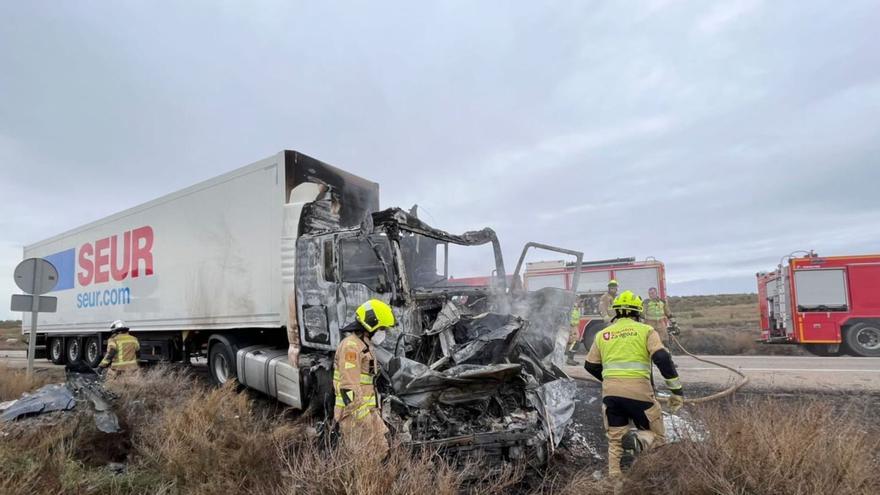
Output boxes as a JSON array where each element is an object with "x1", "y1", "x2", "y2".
[
  {"x1": 667, "y1": 293, "x2": 803, "y2": 355},
  {"x1": 0, "y1": 320, "x2": 23, "y2": 350},
  {"x1": 668, "y1": 275, "x2": 757, "y2": 296}
]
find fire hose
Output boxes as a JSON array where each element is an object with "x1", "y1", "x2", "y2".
[{"x1": 569, "y1": 322, "x2": 750, "y2": 405}]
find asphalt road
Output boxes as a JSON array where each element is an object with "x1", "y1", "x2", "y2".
[
  {"x1": 565, "y1": 354, "x2": 880, "y2": 392},
  {"x1": 3, "y1": 349, "x2": 879, "y2": 391}
]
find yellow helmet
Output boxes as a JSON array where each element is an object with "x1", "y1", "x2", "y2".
[
  {"x1": 608, "y1": 279, "x2": 619, "y2": 287},
  {"x1": 612, "y1": 290, "x2": 643, "y2": 313},
  {"x1": 355, "y1": 299, "x2": 396, "y2": 333}
]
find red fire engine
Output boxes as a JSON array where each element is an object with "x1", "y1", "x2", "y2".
[
  {"x1": 757, "y1": 252, "x2": 880, "y2": 357},
  {"x1": 524, "y1": 257, "x2": 667, "y2": 343}
]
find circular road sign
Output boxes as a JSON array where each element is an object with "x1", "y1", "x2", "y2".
[{"x1": 14, "y1": 258, "x2": 59, "y2": 295}]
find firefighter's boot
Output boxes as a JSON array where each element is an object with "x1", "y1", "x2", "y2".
[{"x1": 620, "y1": 429, "x2": 644, "y2": 471}]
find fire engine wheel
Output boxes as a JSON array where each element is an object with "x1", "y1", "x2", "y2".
[
  {"x1": 48, "y1": 337, "x2": 66, "y2": 364},
  {"x1": 845, "y1": 323, "x2": 880, "y2": 357}
]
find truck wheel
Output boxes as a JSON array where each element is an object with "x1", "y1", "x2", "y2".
[
  {"x1": 845, "y1": 323, "x2": 880, "y2": 357},
  {"x1": 66, "y1": 338, "x2": 83, "y2": 364},
  {"x1": 49, "y1": 337, "x2": 66, "y2": 364},
  {"x1": 84, "y1": 336, "x2": 103, "y2": 367},
  {"x1": 208, "y1": 341, "x2": 238, "y2": 386}
]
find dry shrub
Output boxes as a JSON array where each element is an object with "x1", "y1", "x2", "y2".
[
  {"x1": 0, "y1": 408, "x2": 161, "y2": 495},
  {"x1": 16, "y1": 366, "x2": 875, "y2": 495},
  {"x1": 134, "y1": 381, "x2": 285, "y2": 494},
  {"x1": 274, "y1": 438, "x2": 526, "y2": 495},
  {"x1": 1, "y1": 365, "x2": 526, "y2": 494},
  {"x1": 621, "y1": 397, "x2": 880, "y2": 495},
  {"x1": 0, "y1": 363, "x2": 64, "y2": 401},
  {"x1": 549, "y1": 398, "x2": 879, "y2": 495},
  {"x1": 104, "y1": 366, "x2": 524, "y2": 495},
  {"x1": 104, "y1": 365, "x2": 205, "y2": 431},
  {"x1": 0, "y1": 412, "x2": 80, "y2": 494}
]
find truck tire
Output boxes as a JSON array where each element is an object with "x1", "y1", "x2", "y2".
[
  {"x1": 84, "y1": 336, "x2": 103, "y2": 368},
  {"x1": 66, "y1": 337, "x2": 83, "y2": 364},
  {"x1": 208, "y1": 340, "x2": 238, "y2": 386},
  {"x1": 844, "y1": 323, "x2": 880, "y2": 357},
  {"x1": 581, "y1": 320, "x2": 606, "y2": 348},
  {"x1": 48, "y1": 337, "x2": 66, "y2": 364}
]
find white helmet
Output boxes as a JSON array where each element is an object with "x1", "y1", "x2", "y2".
[{"x1": 110, "y1": 320, "x2": 129, "y2": 333}]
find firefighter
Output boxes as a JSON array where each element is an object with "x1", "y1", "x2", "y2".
[
  {"x1": 333, "y1": 299, "x2": 392, "y2": 459},
  {"x1": 583, "y1": 290, "x2": 684, "y2": 477},
  {"x1": 598, "y1": 280, "x2": 619, "y2": 324},
  {"x1": 566, "y1": 303, "x2": 583, "y2": 365},
  {"x1": 98, "y1": 320, "x2": 140, "y2": 376},
  {"x1": 644, "y1": 287, "x2": 674, "y2": 343}
]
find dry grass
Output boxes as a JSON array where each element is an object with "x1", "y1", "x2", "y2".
[
  {"x1": 0, "y1": 366, "x2": 527, "y2": 495},
  {"x1": 0, "y1": 363, "x2": 64, "y2": 401},
  {"x1": 0, "y1": 321, "x2": 25, "y2": 350},
  {"x1": 669, "y1": 294, "x2": 804, "y2": 355},
  {"x1": 552, "y1": 397, "x2": 880, "y2": 495},
  {"x1": 2, "y1": 367, "x2": 877, "y2": 494}
]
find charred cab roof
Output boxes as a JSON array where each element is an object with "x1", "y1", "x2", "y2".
[{"x1": 371, "y1": 207, "x2": 498, "y2": 246}]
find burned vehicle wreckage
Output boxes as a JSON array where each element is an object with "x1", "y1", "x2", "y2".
[{"x1": 296, "y1": 202, "x2": 584, "y2": 464}]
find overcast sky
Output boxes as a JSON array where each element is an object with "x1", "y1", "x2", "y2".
[{"x1": 2, "y1": 1, "x2": 879, "y2": 319}]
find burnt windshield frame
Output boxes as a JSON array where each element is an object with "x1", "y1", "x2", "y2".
[
  {"x1": 339, "y1": 233, "x2": 397, "y2": 295},
  {"x1": 396, "y1": 227, "x2": 505, "y2": 290}
]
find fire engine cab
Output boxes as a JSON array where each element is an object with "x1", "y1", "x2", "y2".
[
  {"x1": 524, "y1": 257, "x2": 667, "y2": 345},
  {"x1": 757, "y1": 252, "x2": 880, "y2": 357}
]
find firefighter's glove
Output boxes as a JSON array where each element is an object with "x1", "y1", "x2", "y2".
[
  {"x1": 666, "y1": 377, "x2": 684, "y2": 412},
  {"x1": 340, "y1": 389, "x2": 354, "y2": 406}
]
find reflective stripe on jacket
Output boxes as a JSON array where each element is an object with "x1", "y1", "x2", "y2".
[
  {"x1": 100, "y1": 333, "x2": 140, "y2": 370},
  {"x1": 593, "y1": 318, "x2": 653, "y2": 379},
  {"x1": 333, "y1": 333, "x2": 380, "y2": 423}
]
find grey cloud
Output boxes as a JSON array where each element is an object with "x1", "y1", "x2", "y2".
[{"x1": 1, "y1": 1, "x2": 879, "y2": 318}]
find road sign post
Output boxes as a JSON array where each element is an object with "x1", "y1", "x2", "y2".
[{"x1": 11, "y1": 258, "x2": 58, "y2": 378}]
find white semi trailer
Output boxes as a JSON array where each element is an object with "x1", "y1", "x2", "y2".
[{"x1": 21, "y1": 150, "x2": 583, "y2": 462}]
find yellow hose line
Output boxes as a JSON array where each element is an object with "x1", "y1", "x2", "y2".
[{"x1": 570, "y1": 333, "x2": 749, "y2": 404}]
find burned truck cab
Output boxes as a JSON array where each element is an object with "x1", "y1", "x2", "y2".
[
  {"x1": 294, "y1": 207, "x2": 509, "y2": 351},
  {"x1": 294, "y1": 207, "x2": 583, "y2": 464}
]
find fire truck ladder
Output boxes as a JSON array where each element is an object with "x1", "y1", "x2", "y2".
[{"x1": 773, "y1": 272, "x2": 790, "y2": 339}]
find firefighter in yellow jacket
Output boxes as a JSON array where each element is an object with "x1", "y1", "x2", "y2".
[
  {"x1": 566, "y1": 304, "x2": 583, "y2": 365},
  {"x1": 334, "y1": 299, "x2": 392, "y2": 458},
  {"x1": 644, "y1": 287, "x2": 674, "y2": 342},
  {"x1": 98, "y1": 320, "x2": 140, "y2": 375},
  {"x1": 583, "y1": 291, "x2": 684, "y2": 477},
  {"x1": 597, "y1": 280, "x2": 619, "y2": 323}
]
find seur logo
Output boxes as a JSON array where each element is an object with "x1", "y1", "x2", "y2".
[{"x1": 43, "y1": 226, "x2": 155, "y2": 292}]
